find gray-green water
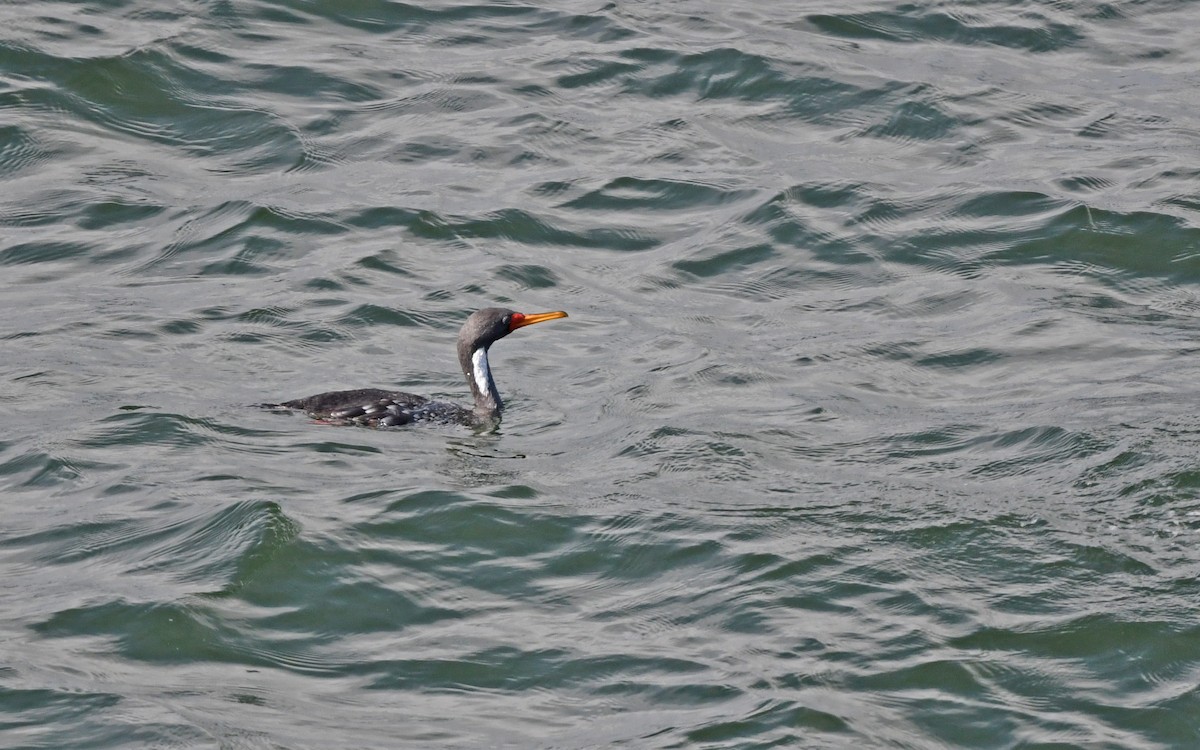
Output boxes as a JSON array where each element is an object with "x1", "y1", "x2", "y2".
[{"x1": 3, "y1": 1, "x2": 1200, "y2": 747}]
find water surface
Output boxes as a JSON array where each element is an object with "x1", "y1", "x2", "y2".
[{"x1": 3, "y1": 1, "x2": 1200, "y2": 747}]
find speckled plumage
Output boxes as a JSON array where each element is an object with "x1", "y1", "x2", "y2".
[{"x1": 278, "y1": 388, "x2": 473, "y2": 427}]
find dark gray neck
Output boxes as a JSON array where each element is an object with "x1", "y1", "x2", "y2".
[{"x1": 459, "y1": 341, "x2": 502, "y2": 417}]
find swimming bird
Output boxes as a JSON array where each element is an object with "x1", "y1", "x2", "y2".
[{"x1": 270, "y1": 307, "x2": 568, "y2": 428}]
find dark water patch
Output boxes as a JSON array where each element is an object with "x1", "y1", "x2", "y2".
[
  {"x1": 1121, "y1": 467, "x2": 1200, "y2": 504},
  {"x1": 75, "y1": 411, "x2": 233, "y2": 451},
  {"x1": 853, "y1": 190, "x2": 950, "y2": 237},
  {"x1": 495, "y1": 263, "x2": 559, "y2": 289},
  {"x1": 247, "y1": 204, "x2": 350, "y2": 236},
  {"x1": 362, "y1": 648, "x2": 709, "y2": 693},
  {"x1": 879, "y1": 287, "x2": 979, "y2": 319},
  {"x1": 510, "y1": 114, "x2": 602, "y2": 159},
  {"x1": 858, "y1": 90, "x2": 960, "y2": 142},
  {"x1": 0, "y1": 240, "x2": 90, "y2": 266},
  {"x1": 344, "y1": 205, "x2": 423, "y2": 230},
  {"x1": 486, "y1": 483, "x2": 538, "y2": 500},
  {"x1": 950, "y1": 190, "x2": 1067, "y2": 223},
  {"x1": 362, "y1": 494, "x2": 580, "y2": 580},
  {"x1": 541, "y1": 517, "x2": 736, "y2": 629},
  {"x1": 214, "y1": 302, "x2": 352, "y2": 350},
  {"x1": 336, "y1": 303, "x2": 423, "y2": 329},
  {"x1": 1056, "y1": 540, "x2": 1157, "y2": 578},
  {"x1": 385, "y1": 135, "x2": 465, "y2": 164},
  {"x1": 687, "y1": 700, "x2": 851, "y2": 743},
  {"x1": 914, "y1": 346, "x2": 1002, "y2": 370},
  {"x1": 252, "y1": 573, "x2": 467, "y2": 637},
  {"x1": 303, "y1": 276, "x2": 347, "y2": 292},
  {"x1": 235, "y1": 61, "x2": 382, "y2": 104},
  {"x1": 235, "y1": 305, "x2": 297, "y2": 327},
  {"x1": 581, "y1": 532, "x2": 723, "y2": 588},
  {"x1": 868, "y1": 192, "x2": 1200, "y2": 299},
  {"x1": 741, "y1": 185, "x2": 880, "y2": 266},
  {"x1": 206, "y1": 534, "x2": 467, "y2": 636},
  {"x1": 614, "y1": 426, "x2": 760, "y2": 484},
  {"x1": 74, "y1": 200, "x2": 166, "y2": 231},
  {"x1": 855, "y1": 657, "x2": 984, "y2": 705},
  {"x1": 141, "y1": 501, "x2": 301, "y2": 587},
  {"x1": 698, "y1": 263, "x2": 842, "y2": 302},
  {"x1": 278, "y1": 0, "x2": 544, "y2": 37},
  {"x1": 563, "y1": 176, "x2": 758, "y2": 213},
  {"x1": 1114, "y1": 466, "x2": 1200, "y2": 540},
  {"x1": 370, "y1": 86, "x2": 504, "y2": 118},
  {"x1": 199, "y1": 240, "x2": 285, "y2": 276},
  {"x1": 806, "y1": 7, "x2": 1086, "y2": 53},
  {"x1": 407, "y1": 206, "x2": 659, "y2": 251},
  {"x1": 689, "y1": 363, "x2": 781, "y2": 390},
  {"x1": 795, "y1": 423, "x2": 1112, "y2": 482},
  {"x1": 1161, "y1": 193, "x2": 1200, "y2": 214},
  {"x1": 952, "y1": 617, "x2": 1200, "y2": 669},
  {"x1": 13, "y1": 500, "x2": 299, "y2": 595},
  {"x1": 997, "y1": 99, "x2": 1088, "y2": 130},
  {"x1": 0, "y1": 123, "x2": 53, "y2": 177},
  {"x1": 288, "y1": 439, "x2": 384, "y2": 457},
  {"x1": 638, "y1": 46, "x2": 793, "y2": 102},
  {"x1": 23, "y1": 47, "x2": 305, "y2": 170},
  {"x1": 0, "y1": 683, "x2": 121, "y2": 732},
  {"x1": 617, "y1": 45, "x2": 903, "y2": 128},
  {"x1": 33, "y1": 598, "x2": 337, "y2": 673},
  {"x1": 1057, "y1": 174, "x2": 1116, "y2": 193},
  {"x1": 135, "y1": 201, "x2": 349, "y2": 277},
  {"x1": 0, "y1": 450, "x2": 113, "y2": 491},
  {"x1": 1081, "y1": 449, "x2": 1157, "y2": 491},
  {"x1": 672, "y1": 243, "x2": 775, "y2": 279},
  {"x1": 1005, "y1": 205, "x2": 1200, "y2": 283},
  {"x1": 555, "y1": 56, "x2": 644, "y2": 91},
  {"x1": 0, "y1": 190, "x2": 84, "y2": 228},
  {"x1": 1139, "y1": 167, "x2": 1200, "y2": 193},
  {"x1": 1077, "y1": 110, "x2": 1170, "y2": 140},
  {"x1": 597, "y1": 680, "x2": 744, "y2": 708},
  {"x1": 732, "y1": 550, "x2": 844, "y2": 588}
]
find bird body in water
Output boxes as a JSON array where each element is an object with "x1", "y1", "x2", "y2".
[{"x1": 271, "y1": 307, "x2": 568, "y2": 428}]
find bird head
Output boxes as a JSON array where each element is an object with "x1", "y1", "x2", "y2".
[{"x1": 461, "y1": 307, "x2": 569, "y2": 351}]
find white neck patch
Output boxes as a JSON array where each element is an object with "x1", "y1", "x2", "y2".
[{"x1": 471, "y1": 348, "x2": 493, "y2": 397}]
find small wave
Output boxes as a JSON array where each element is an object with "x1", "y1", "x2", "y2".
[
  {"x1": 563, "y1": 175, "x2": 757, "y2": 213},
  {"x1": 805, "y1": 7, "x2": 1085, "y2": 54},
  {"x1": 0, "y1": 124, "x2": 54, "y2": 178}
]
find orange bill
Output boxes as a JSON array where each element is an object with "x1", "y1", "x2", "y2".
[{"x1": 510, "y1": 310, "x2": 568, "y2": 331}]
